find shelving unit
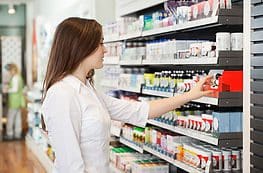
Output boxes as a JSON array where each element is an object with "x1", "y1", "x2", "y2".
[
  {"x1": 0, "y1": 94, "x2": 2, "y2": 139},
  {"x1": 26, "y1": 83, "x2": 55, "y2": 173},
  {"x1": 103, "y1": 1, "x2": 244, "y2": 172},
  {"x1": 25, "y1": 135, "x2": 53, "y2": 173}
]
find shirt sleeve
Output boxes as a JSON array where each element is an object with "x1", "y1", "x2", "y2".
[
  {"x1": 42, "y1": 86, "x2": 84, "y2": 173},
  {"x1": 8, "y1": 75, "x2": 19, "y2": 93},
  {"x1": 99, "y1": 93, "x2": 149, "y2": 127}
]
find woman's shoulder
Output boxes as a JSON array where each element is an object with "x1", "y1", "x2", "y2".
[{"x1": 46, "y1": 81, "x2": 76, "y2": 99}]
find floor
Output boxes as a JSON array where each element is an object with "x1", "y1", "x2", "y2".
[{"x1": 0, "y1": 140, "x2": 46, "y2": 173}]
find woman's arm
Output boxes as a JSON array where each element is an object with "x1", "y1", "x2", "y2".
[
  {"x1": 98, "y1": 75, "x2": 212, "y2": 127},
  {"x1": 148, "y1": 75, "x2": 213, "y2": 119}
]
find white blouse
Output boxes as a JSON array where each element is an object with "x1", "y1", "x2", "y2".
[{"x1": 42, "y1": 75, "x2": 149, "y2": 173}]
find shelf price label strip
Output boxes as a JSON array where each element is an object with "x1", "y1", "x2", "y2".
[
  {"x1": 119, "y1": 137, "x2": 144, "y2": 153},
  {"x1": 143, "y1": 145, "x2": 204, "y2": 173},
  {"x1": 147, "y1": 119, "x2": 219, "y2": 145}
]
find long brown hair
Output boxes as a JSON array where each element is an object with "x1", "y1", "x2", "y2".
[
  {"x1": 41, "y1": 18, "x2": 102, "y2": 131},
  {"x1": 43, "y1": 17, "x2": 102, "y2": 98}
]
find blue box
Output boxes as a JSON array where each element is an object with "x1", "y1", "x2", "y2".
[
  {"x1": 212, "y1": 112, "x2": 230, "y2": 133},
  {"x1": 229, "y1": 112, "x2": 242, "y2": 132},
  {"x1": 240, "y1": 112, "x2": 243, "y2": 131}
]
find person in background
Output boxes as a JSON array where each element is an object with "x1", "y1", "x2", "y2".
[
  {"x1": 3, "y1": 63, "x2": 25, "y2": 140},
  {"x1": 42, "y1": 17, "x2": 213, "y2": 173}
]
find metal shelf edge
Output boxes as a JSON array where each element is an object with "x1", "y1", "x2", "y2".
[
  {"x1": 147, "y1": 120, "x2": 218, "y2": 145},
  {"x1": 142, "y1": 89, "x2": 173, "y2": 97},
  {"x1": 119, "y1": 137, "x2": 144, "y2": 153},
  {"x1": 143, "y1": 145, "x2": 204, "y2": 173}
]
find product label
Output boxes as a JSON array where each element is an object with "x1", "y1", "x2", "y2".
[
  {"x1": 231, "y1": 155, "x2": 237, "y2": 169},
  {"x1": 212, "y1": 155, "x2": 220, "y2": 170},
  {"x1": 201, "y1": 156, "x2": 209, "y2": 169},
  {"x1": 204, "y1": 1, "x2": 210, "y2": 17},
  {"x1": 193, "y1": 5, "x2": 198, "y2": 19},
  {"x1": 201, "y1": 120, "x2": 206, "y2": 131},
  {"x1": 222, "y1": 154, "x2": 232, "y2": 170}
]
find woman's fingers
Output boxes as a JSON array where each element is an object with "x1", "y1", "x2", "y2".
[{"x1": 202, "y1": 90, "x2": 214, "y2": 96}]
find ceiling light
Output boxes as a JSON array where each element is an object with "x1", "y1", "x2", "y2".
[{"x1": 8, "y1": 4, "x2": 16, "y2": 14}]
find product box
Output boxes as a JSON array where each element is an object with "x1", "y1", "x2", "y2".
[
  {"x1": 212, "y1": 112, "x2": 230, "y2": 133},
  {"x1": 205, "y1": 70, "x2": 243, "y2": 98},
  {"x1": 229, "y1": 112, "x2": 242, "y2": 132},
  {"x1": 218, "y1": 71, "x2": 243, "y2": 92}
]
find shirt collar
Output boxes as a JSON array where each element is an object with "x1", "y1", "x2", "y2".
[{"x1": 62, "y1": 74, "x2": 90, "y2": 93}]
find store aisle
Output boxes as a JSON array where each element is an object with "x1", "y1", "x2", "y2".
[{"x1": 0, "y1": 140, "x2": 46, "y2": 173}]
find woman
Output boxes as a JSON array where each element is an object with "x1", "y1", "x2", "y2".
[
  {"x1": 4, "y1": 63, "x2": 25, "y2": 140},
  {"x1": 42, "y1": 17, "x2": 212, "y2": 173}
]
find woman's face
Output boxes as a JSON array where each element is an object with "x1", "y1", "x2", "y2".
[
  {"x1": 81, "y1": 38, "x2": 107, "y2": 73},
  {"x1": 9, "y1": 68, "x2": 16, "y2": 76}
]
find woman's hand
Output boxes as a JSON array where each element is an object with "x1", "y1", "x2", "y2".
[{"x1": 186, "y1": 75, "x2": 214, "y2": 100}]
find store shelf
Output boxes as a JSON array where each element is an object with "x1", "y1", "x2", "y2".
[
  {"x1": 142, "y1": 88, "x2": 173, "y2": 98},
  {"x1": 118, "y1": 0, "x2": 166, "y2": 17},
  {"x1": 119, "y1": 32, "x2": 142, "y2": 40},
  {"x1": 104, "y1": 32, "x2": 142, "y2": 43},
  {"x1": 25, "y1": 135, "x2": 53, "y2": 173},
  {"x1": 141, "y1": 8, "x2": 242, "y2": 37},
  {"x1": 110, "y1": 163, "x2": 125, "y2": 173},
  {"x1": 141, "y1": 14, "x2": 216, "y2": 37},
  {"x1": 119, "y1": 59, "x2": 143, "y2": 66},
  {"x1": 100, "y1": 80, "x2": 118, "y2": 88},
  {"x1": 191, "y1": 95, "x2": 219, "y2": 105},
  {"x1": 174, "y1": 92, "x2": 242, "y2": 107},
  {"x1": 142, "y1": 57, "x2": 218, "y2": 65},
  {"x1": 141, "y1": 89, "x2": 241, "y2": 107},
  {"x1": 105, "y1": 12, "x2": 242, "y2": 43},
  {"x1": 119, "y1": 137, "x2": 144, "y2": 153},
  {"x1": 216, "y1": 51, "x2": 243, "y2": 66},
  {"x1": 104, "y1": 34, "x2": 119, "y2": 43},
  {"x1": 140, "y1": 51, "x2": 243, "y2": 66},
  {"x1": 103, "y1": 56, "x2": 120, "y2": 65},
  {"x1": 110, "y1": 125, "x2": 121, "y2": 137},
  {"x1": 27, "y1": 90, "x2": 42, "y2": 102},
  {"x1": 118, "y1": 86, "x2": 141, "y2": 93},
  {"x1": 143, "y1": 145, "x2": 204, "y2": 173},
  {"x1": 27, "y1": 102, "x2": 42, "y2": 114},
  {"x1": 142, "y1": 25, "x2": 175, "y2": 37},
  {"x1": 106, "y1": 6, "x2": 242, "y2": 43},
  {"x1": 142, "y1": 59, "x2": 174, "y2": 65},
  {"x1": 147, "y1": 119, "x2": 242, "y2": 147}
]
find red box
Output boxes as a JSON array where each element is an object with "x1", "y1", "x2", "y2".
[{"x1": 218, "y1": 71, "x2": 243, "y2": 92}]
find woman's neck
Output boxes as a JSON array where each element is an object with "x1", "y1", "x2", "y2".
[{"x1": 71, "y1": 71, "x2": 86, "y2": 84}]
